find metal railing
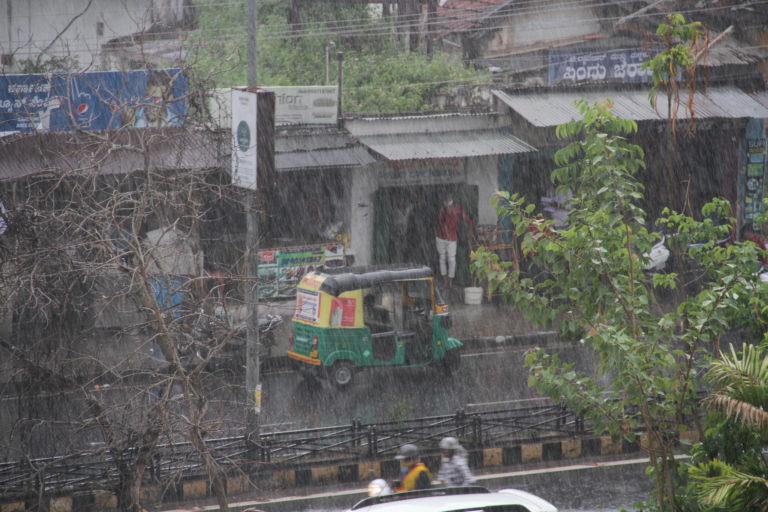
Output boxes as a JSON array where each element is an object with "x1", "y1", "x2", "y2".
[{"x1": 0, "y1": 403, "x2": 587, "y2": 500}]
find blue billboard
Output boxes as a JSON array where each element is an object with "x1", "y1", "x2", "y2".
[
  {"x1": 548, "y1": 48, "x2": 658, "y2": 86},
  {"x1": 0, "y1": 68, "x2": 188, "y2": 132}
]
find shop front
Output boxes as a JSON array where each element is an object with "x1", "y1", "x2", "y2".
[
  {"x1": 345, "y1": 113, "x2": 536, "y2": 288},
  {"x1": 258, "y1": 126, "x2": 376, "y2": 299},
  {"x1": 493, "y1": 86, "x2": 768, "y2": 227}
]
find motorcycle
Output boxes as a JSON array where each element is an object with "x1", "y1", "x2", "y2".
[{"x1": 178, "y1": 311, "x2": 283, "y2": 369}]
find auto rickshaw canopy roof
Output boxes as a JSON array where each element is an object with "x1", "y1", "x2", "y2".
[{"x1": 316, "y1": 265, "x2": 433, "y2": 297}]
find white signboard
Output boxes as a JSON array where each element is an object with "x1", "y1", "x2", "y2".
[
  {"x1": 231, "y1": 88, "x2": 258, "y2": 190},
  {"x1": 211, "y1": 86, "x2": 337, "y2": 128},
  {"x1": 269, "y1": 86, "x2": 337, "y2": 125}
]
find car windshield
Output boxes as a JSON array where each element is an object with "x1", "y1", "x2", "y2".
[
  {"x1": 441, "y1": 507, "x2": 530, "y2": 512},
  {"x1": 350, "y1": 486, "x2": 551, "y2": 512}
]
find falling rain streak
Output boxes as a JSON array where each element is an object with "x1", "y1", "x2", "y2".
[{"x1": 2, "y1": 1, "x2": 768, "y2": 511}]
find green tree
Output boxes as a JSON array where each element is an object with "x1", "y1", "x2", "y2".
[
  {"x1": 683, "y1": 343, "x2": 768, "y2": 511},
  {"x1": 188, "y1": 0, "x2": 488, "y2": 113},
  {"x1": 473, "y1": 99, "x2": 762, "y2": 510},
  {"x1": 343, "y1": 53, "x2": 484, "y2": 113}
]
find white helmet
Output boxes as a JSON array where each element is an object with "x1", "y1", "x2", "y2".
[
  {"x1": 440, "y1": 437, "x2": 461, "y2": 451},
  {"x1": 368, "y1": 478, "x2": 392, "y2": 497}
]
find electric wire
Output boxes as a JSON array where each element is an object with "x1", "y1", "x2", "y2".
[
  {"x1": 1, "y1": 0, "x2": 765, "y2": 98},
  {"x1": 4, "y1": 0, "x2": 764, "y2": 55}
]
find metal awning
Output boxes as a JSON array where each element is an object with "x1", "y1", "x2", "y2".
[
  {"x1": 357, "y1": 129, "x2": 536, "y2": 161},
  {"x1": 275, "y1": 131, "x2": 376, "y2": 172},
  {"x1": 276, "y1": 146, "x2": 376, "y2": 172},
  {"x1": 750, "y1": 91, "x2": 768, "y2": 110},
  {"x1": 493, "y1": 86, "x2": 768, "y2": 127}
]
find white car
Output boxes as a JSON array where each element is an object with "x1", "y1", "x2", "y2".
[{"x1": 349, "y1": 485, "x2": 558, "y2": 512}]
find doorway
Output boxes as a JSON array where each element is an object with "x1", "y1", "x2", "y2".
[{"x1": 373, "y1": 183, "x2": 478, "y2": 287}]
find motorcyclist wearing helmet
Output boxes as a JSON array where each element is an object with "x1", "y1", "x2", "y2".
[
  {"x1": 436, "y1": 437, "x2": 476, "y2": 487},
  {"x1": 393, "y1": 444, "x2": 432, "y2": 492}
]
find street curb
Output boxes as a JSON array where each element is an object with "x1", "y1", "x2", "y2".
[
  {"x1": 1, "y1": 431, "x2": 702, "y2": 512},
  {"x1": 462, "y1": 330, "x2": 561, "y2": 349}
]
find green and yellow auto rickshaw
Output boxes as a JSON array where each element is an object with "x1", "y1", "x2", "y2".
[{"x1": 286, "y1": 265, "x2": 462, "y2": 387}]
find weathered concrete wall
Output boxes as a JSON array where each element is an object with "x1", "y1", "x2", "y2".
[
  {"x1": 484, "y1": 8, "x2": 600, "y2": 57},
  {"x1": 0, "y1": 0, "x2": 154, "y2": 72}
]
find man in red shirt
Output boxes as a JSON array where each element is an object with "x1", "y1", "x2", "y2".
[{"x1": 436, "y1": 193, "x2": 474, "y2": 289}]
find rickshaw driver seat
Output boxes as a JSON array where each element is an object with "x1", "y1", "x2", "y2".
[{"x1": 402, "y1": 305, "x2": 432, "y2": 364}]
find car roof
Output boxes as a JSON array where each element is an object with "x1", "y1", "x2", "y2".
[{"x1": 350, "y1": 486, "x2": 558, "y2": 512}]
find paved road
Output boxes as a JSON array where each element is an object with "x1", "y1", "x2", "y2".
[
  {"x1": 0, "y1": 340, "x2": 593, "y2": 458},
  {"x1": 258, "y1": 341, "x2": 589, "y2": 432}
]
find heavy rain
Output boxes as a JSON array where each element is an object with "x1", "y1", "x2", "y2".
[{"x1": 1, "y1": 1, "x2": 768, "y2": 512}]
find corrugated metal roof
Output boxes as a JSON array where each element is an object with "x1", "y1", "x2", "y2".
[
  {"x1": 750, "y1": 91, "x2": 768, "y2": 110},
  {"x1": 493, "y1": 87, "x2": 768, "y2": 127},
  {"x1": 0, "y1": 126, "x2": 377, "y2": 179},
  {"x1": 704, "y1": 37, "x2": 768, "y2": 67},
  {"x1": 274, "y1": 129, "x2": 376, "y2": 171},
  {"x1": 276, "y1": 146, "x2": 376, "y2": 172},
  {"x1": 348, "y1": 111, "x2": 492, "y2": 122},
  {"x1": 358, "y1": 129, "x2": 535, "y2": 160},
  {"x1": 0, "y1": 127, "x2": 225, "y2": 180},
  {"x1": 276, "y1": 133, "x2": 354, "y2": 152}
]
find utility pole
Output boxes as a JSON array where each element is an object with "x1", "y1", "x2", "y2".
[
  {"x1": 245, "y1": 0, "x2": 260, "y2": 446},
  {"x1": 248, "y1": 0, "x2": 257, "y2": 88},
  {"x1": 426, "y1": 0, "x2": 437, "y2": 58},
  {"x1": 336, "y1": 51, "x2": 343, "y2": 130}
]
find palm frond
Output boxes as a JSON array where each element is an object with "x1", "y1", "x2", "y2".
[
  {"x1": 695, "y1": 465, "x2": 768, "y2": 511},
  {"x1": 706, "y1": 343, "x2": 768, "y2": 431},
  {"x1": 707, "y1": 394, "x2": 768, "y2": 431}
]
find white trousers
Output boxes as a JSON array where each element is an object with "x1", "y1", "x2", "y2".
[{"x1": 436, "y1": 237, "x2": 457, "y2": 278}]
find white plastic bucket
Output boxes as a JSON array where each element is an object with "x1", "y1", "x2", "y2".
[{"x1": 464, "y1": 286, "x2": 483, "y2": 305}]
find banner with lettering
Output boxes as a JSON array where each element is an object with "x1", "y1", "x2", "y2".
[
  {"x1": 0, "y1": 69, "x2": 188, "y2": 132},
  {"x1": 548, "y1": 48, "x2": 657, "y2": 86},
  {"x1": 258, "y1": 243, "x2": 347, "y2": 299}
]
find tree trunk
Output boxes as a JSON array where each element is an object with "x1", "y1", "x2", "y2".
[
  {"x1": 117, "y1": 465, "x2": 145, "y2": 512},
  {"x1": 190, "y1": 427, "x2": 230, "y2": 512}
]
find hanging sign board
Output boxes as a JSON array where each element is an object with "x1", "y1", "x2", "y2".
[
  {"x1": 210, "y1": 86, "x2": 336, "y2": 128},
  {"x1": 231, "y1": 88, "x2": 258, "y2": 190},
  {"x1": 548, "y1": 48, "x2": 658, "y2": 86},
  {"x1": 267, "y1": 86, "x2": 337, "y2": 125},
  {"x1": 257, "y1": 243, "x2": 347, "y2": 299}
]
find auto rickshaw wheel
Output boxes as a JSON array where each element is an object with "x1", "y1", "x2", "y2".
[
  {"x1": 439, "y1": 349, "x2": 461, "y2": 375},
  {"x1": 330, "y1": 361, "x2": 354, "y2": 388}
]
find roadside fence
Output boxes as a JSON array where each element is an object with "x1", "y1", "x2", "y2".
[{"x1": 0, "y1": 402, "x2": 586, "y2": 500}]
